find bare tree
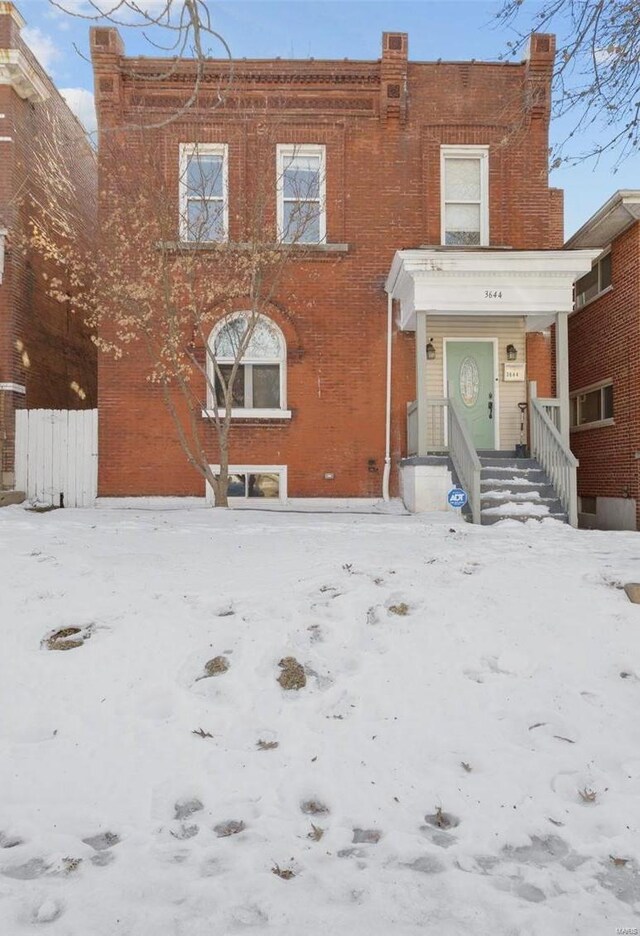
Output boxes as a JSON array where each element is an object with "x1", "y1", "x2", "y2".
[
  {"x1": 29, "y1": 125, "x2": 323, "y2": 506},
  {"x1": 48, "y1": 0, "x2": 233, "y2": 131},
  {"x1": 497, "y1": 0, "x2": 640, "y2": 165}
]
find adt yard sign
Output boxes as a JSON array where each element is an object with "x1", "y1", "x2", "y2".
[{"x1": 447, "y1": 487, "x2": 468, "y2": 509}]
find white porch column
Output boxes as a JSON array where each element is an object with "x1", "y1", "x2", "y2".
[
  {"x1": 416, "y1": 311, "x2": 428, "y2": 456},
  {"x1": 556, "y1": 311, "x2": 570, "y2": 445}
]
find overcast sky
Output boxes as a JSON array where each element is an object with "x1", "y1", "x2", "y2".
[{"x1": 15, "y1": 0, "x2": 640, "y2": 238}]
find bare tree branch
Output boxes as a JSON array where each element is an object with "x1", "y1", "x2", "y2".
[{"x1": 497, "y1": 0, "x2": 640, "y2": 166}]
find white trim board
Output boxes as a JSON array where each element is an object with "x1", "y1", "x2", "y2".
[
  {"x1": 0, "y1": 382, "x2": 26, "y2": 394},
  {"x1": 443, "y1": 337, "x2": 500, "y2": 449}
]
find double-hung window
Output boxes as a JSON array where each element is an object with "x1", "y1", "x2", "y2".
[
  {"x1": 441, "y1": 146, "x2": 489, "y2": 246},
  {"x1": 277, "y1": 144, "x2": 326, "y2": 244},
  {"x1": 179, "y1": 143, "x2": 228, "y2": 242}
]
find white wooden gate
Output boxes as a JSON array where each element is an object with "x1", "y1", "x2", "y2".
[{"x1": 15, "y1": 409, "x2": 98, "y2": 507}]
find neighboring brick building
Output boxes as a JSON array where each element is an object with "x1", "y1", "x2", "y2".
[
  {"x1": 91, "y1": 27, "x2": 596, "y2": 518},
  {"x1": 0, "y1": 1, "x2": 97, "y2": 491},
  {"x1": 566, "y1": 191, "x2": 640, "y2": 530}
]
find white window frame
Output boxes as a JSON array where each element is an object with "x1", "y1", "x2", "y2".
[
  {"x1": 206, "y1": 465, "x2": 288, "y2": 504},
  {"x1": 203, "y1": 313, "x2": 291, "y2": 420},
  {"x1": 276, "y1": 143, "x2": 326, "y2": 244},
  {"x1": 179, "y1": 143, "x2": 229, "y2": 243},
  {"x1": 440, "y1": 145, "x2": 489, "y2": 247},
  {"x1": 575, "y1": 248, "x2": 612, "y2": 309},
  {"x1": 570, "y1": 378, "x2": 614, "y2": 431}
]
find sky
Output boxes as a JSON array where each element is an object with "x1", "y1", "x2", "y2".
[{"x1": 13, "y1": 0, "x2": 640, "y2": 238}]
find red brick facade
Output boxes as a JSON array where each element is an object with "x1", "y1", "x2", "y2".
[
  {"x1": 569, "y1": 221, "x2": 640, "y2": 529},
  {"x1": 92, "y1": 29, "x2": 560, "y2": 499},
  {"x1": 0, "y1": 3, "x2": 97, "y2": 488}
]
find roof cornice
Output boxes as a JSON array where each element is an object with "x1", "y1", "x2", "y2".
[
  {"x1": 0, "y1": 48, "x2": 49, "y2": 101},
  {"x1": 0, "y1": 2, "x2": 25, "y2": 30}
]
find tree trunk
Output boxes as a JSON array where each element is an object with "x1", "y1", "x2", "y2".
[{"x1": 213, "y1": 433, "x2": 230, "y2": 507}]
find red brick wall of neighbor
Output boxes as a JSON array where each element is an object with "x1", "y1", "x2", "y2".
[
  {"x1": 92, "y1": 29, "x2": 559, "y2": 498},
  {"x1": 0, "y1": 4, "x2": 97, "y2": 485},
  {"x1": 569, "y1": 222, "x2": 640, "y2": 527}
]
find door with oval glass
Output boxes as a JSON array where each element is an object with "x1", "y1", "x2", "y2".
[{"x1": 446, "y1": 340, "x2": 496, "y2": 450}]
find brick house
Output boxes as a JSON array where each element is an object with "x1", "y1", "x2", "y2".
[
  {"x1": 91, "y1": 27, "x2": 597, "y2": 522},
  {"x1": 566, "y1": 191, "x2": 640, "y2": 530},
  {"x1": 0, "y1": 1, "x2": 97, "y2": 493}
]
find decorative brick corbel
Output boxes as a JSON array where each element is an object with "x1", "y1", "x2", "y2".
[{"x1": 380, "y1": 32, "x2": 408, "y2": 125}]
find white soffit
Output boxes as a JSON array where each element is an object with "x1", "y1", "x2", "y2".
[
  {"x1": 385, "y1": 248, "x2": 600, "y2": 331},
  {"x1": 565, "y1": 190, "x2": 640, "y2": 249}
]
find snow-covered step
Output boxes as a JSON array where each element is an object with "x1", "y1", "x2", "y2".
[{"x1": 477, "y1": 455, "x2": 569, "y2": 525}]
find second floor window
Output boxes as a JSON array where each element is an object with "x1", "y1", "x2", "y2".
[
  {"x1": 179, "y1": 143, "x2": 228, "y2": 242},
  {"x1": 277, "y1": 144, "x2": 326, "y2": 244},
  {"x1": 441, "y1": 146, "x2": 489, "y2": 246},
  {"x1": 575, "y1": 251, "x2": 612, "y2": 308}
]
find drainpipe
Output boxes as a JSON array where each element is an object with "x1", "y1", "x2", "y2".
[{"x1": 382, "y1": 292, "x2": 393, "y2": 501}]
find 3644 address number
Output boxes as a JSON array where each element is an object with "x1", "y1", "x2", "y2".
[{"x1": 484, "y1": 290, "x2": 503, "y2": 299}]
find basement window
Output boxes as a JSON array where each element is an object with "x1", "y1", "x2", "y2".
[
  {"x1": 207, "y1": 465, "x2": 287, "y2": 503},
  {"x1": 575, "y1": 250, "x2": 612, "y2": 308},
  {"x1": 570, "y1": 380, "x2": 614, "y2": 429}
]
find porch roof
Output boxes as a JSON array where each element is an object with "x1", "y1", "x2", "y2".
[{"x1": 385, "y1": 247, "x2": 599, "y2": 331}]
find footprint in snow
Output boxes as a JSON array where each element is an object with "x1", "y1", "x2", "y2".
[
  {"x1": 404, "y1": 855, "x2": 445, "y2": 875},
  {"x1": 30, "y1": 898, "x2": 65, "y2": 924},
  {"x1": 597, "y1": 859, "x2": 640, "y2": 905},
  {"x1": 352, "y1": 829, "x2": 381, "y2": 844},
  {"x1": 0, "y1": 832, "x2": 23, "y2": 849},
  {"x1": 82, "y1": 831, "x2": 121, "y2": 866},
  {"x1": 2, "y1": 858, "x2": 51, "y2": 880}
]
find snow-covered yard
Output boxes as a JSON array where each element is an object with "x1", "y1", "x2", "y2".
[{"x1": 1, "y1": 503, "x2": 640, "y2": 935}]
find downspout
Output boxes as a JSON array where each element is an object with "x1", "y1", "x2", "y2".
[{"x1": 382, "y1": 292, "x2": 392, "y2": 501}]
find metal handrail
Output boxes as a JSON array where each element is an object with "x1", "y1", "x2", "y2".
[{"x1": 447, "y1": 397, "x2": 482, "y2": 524}]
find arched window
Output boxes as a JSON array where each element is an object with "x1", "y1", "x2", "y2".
[{"x1": 208, "y1": 313, "x2": 287, "y2": 415}]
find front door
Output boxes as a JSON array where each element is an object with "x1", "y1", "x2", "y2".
[{"x1": 446, "y1": 341, "x2": 495, "y2": 450}]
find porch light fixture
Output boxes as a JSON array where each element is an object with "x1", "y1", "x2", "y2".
[
  {"x1": 506, "y1": 344, "x2": 517, "y2": 361},
  {"x1": 426, "y1": 341, "x2": 436, "y2": 360}
]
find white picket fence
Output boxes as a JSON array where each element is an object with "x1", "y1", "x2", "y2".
[{"x1": 15, "y1": 409, "x2": 98, "y2": 507}]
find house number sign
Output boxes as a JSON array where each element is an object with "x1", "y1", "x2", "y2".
[{"x1": 484, "y1": 290, "x2": 503, "y2": 299}]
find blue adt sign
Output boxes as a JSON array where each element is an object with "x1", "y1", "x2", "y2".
[{"x1": 447, "y1": 487, "x2": 468, "y2": 509}]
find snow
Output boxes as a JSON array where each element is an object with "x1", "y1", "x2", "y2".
[
  {"x1": 482, "y1": 501, "x2": 551, "y2": 516},
  {"x1": 482, "y1": 490, "x2": 543, "y2": 501},
  {"x1": 1, "y1": 502, "x2": 640, "y2": 935}
]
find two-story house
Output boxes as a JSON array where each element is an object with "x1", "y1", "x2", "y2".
[
  {"x1": 91, "y1": 27, "x2": 597, "y2": 523},
  {"x1": 566, "y1": 191, "x2": 640, "y2": 530},
  {"x1": 0, "y1": 1, "x2": 97, "y2": 498}
]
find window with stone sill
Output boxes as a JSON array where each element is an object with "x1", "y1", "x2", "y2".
[
  {"x1": 206, "y1": 313, "x2": 288, "y2": 416},
  {"x1": 441, "y1": 146, "x2": 489, "y2": 247},
  {"x1": 179, "y1": 143, "x2": 228, "y2": 243},
  {"x1": 277, "y1": 144, "x2": 326, "y2": 245}
]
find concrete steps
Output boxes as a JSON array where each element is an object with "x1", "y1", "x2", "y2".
[{"x1": 478, "y1": 455, "x2": 568, "y2": 525}]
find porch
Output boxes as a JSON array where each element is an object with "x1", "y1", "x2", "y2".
[{"x1": 386, "y1": 248, "x2": 600, "y2": 525}]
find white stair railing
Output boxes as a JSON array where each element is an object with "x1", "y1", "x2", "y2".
[
  {"x1": 447, "y1": 397, "x2": 481, "y2": 524},
  {"x1": 529, "y1": 381, "x2": 578, "y2": 526}
]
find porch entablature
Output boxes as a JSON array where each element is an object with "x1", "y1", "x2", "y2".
[{"x1": 386, "y1": 248, "x2": 600, "y2": 331}]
